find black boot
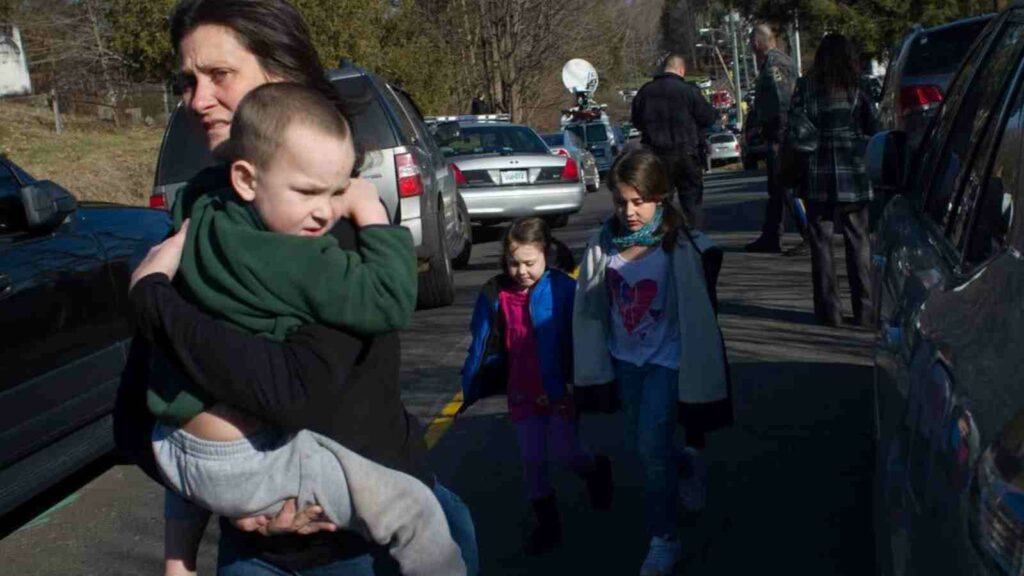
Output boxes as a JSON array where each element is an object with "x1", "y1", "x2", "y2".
[
  {"x1": 525, "y1": 494, "x2": 562, "y2": 555},
  {"x1": 586, "y1": 454, "x2": 614, "y2": 510}
]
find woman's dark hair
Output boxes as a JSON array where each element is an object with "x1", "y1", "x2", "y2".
[
  {"x1": 809, "y1": 33, "x2": 861, "y2": 95},
  {"x1": 169, "y1": 0, "x2": 363, "y2": 172},
  {"x1": 607, "y1": 147, "x2": 684, "y2": 250}
]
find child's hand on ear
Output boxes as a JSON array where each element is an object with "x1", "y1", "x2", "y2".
[{"x1": 331, "y1": 178, "x2": 389, "y2": 228}]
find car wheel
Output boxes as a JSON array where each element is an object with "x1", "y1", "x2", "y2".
[
  {"x1": 451, "y1": 197, "x2": 472, "y2": 270},
  {"x1": 545, "y1": 214, "x2": 570, "y2": 229},
  {"x1": 417, "y1": 202, "x2": 455, "y2": 309}
]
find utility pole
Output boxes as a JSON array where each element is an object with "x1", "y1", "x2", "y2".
[{"x1": 729, "y1": 11, "x2": 743, "y2": 128}]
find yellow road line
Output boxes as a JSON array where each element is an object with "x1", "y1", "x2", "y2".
[{"x1": 424, "y1": 391, "x2": 464, "y2": 449}]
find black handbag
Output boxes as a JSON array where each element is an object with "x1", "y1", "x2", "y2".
[{"x1": 786, "y1": 108, "x2": 819, "y2": 154}]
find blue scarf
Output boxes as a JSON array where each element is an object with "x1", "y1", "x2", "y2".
[{"x1": 610, "y1": 205, "x2": 664, "y2": 248}]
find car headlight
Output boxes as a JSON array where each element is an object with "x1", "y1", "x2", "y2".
[{"x1": 969, "y1": 411, "x2": 1024, "y2": 575}]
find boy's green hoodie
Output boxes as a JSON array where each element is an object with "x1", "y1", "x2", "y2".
[{"x1": 147, "y1": 164, "x2": 417, "y2": 422}]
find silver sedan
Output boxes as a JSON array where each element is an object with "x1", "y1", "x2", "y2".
[
  {"x1": 445, "y1": 123, "x2": 585, "y2": 227},
  {"x1": 707, "y1": 132, "x2": 742, "y2": 166}
]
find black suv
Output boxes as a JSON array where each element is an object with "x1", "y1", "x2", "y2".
[
  {"x1": 151, "y1": 62, "x2": 471, "y2": 309},
  {"x1": 868, "y1": 6, "x2": 1024, "y2": 575},
  {"x1": 0, "y1": 156, "x2": 171, "y2": 516}
]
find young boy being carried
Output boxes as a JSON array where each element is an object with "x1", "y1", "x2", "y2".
[{"x1": 145, "y1": 82, "x2": 464, "y2": 576}]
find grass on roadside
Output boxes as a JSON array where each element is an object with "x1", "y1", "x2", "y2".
[{"x1": 1, "y1": 100, "x2": 164, "y2": 206}]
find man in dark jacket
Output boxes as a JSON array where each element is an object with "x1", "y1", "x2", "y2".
[
  {"x1": 745, "y1": 24, "x2": 800, "y2": 253},
  {"x1": 631, "y1": 53, "x2": 717, "y2": 229}
]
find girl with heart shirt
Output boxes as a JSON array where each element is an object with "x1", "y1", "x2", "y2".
[
  {"x1": 572, "y1": 148, "x2": 731, "y2": 576},
  {"x1": 460, "y1": 217, "x2": 614, "y2": 556}
]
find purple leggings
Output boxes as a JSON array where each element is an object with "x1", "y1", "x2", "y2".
[{"x1": 514, "y1": 413, "x2": 595, "y2": 499}]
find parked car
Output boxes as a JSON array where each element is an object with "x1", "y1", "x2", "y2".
[
  {"x1": 564, "y1": 119, "x2": 621, "y2": 174},
  {"x1": 706, "y1": 132, "x2": 741, "y2": 167},
  {"x1": 442, "y1": 120, "x2": 585, "y2": 228},
  {"x1": 540, "y1": 131, "x2": 600, "y2": 192},
  {"x1": 0, "y1": 155, "x2": 171, "y2": 517},
  {"x1": 878, "y1": 13, "x2": 994, "y2": 151},
  {"x1": 151, "y1": 61, "x2": 471, "y2": 309},
  {"x1": 867, "y1": 7, "x2": 1024, "y2": 574}
]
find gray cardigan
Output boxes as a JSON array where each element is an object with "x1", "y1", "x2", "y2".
[{"x1": 573, "y1": 225, "x2": 728, "y2": 405}]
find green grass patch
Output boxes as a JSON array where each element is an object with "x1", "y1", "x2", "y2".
[{"x1": 1, "y1": 101, "x2": 163, "y2": 206}]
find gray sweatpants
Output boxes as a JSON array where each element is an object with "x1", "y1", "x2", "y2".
[{"x1": 153, "y1": 423, "x2": 465, "y2": 576}]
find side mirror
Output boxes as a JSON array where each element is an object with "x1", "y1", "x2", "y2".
[
  {"x1": 20, "y1": 180, "x2": 77, "y2": 230},
  {"x1": 432, "y1": 121, "x2": 460, "y2": 145},
  {"x1": 866, "y1": 130, "x2": 907, "y2": 194}
]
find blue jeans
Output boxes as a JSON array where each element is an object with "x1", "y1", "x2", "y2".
[
  {"x1": 614, "y1": 360, "x2": 680, "y2": 539},
  {"x1": 217, "y1": 481, "x2": 479, "y2": 575}
]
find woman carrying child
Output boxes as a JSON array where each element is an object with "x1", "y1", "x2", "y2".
[
  {"x1": 573, "y1": 148, "x2": 730, "y2": 576},
  {"x1": 460, "y1": 217, "x2": 614, "y2": 555},
  {"x1": 114, "y1": 1, "x2": 478, "y2": 574}
]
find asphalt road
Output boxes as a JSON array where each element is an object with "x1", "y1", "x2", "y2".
[{"x1": 0, "y1": 167, "x2": 877, "y2": 575}]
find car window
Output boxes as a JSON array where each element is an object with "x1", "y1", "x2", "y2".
[
  {"x1": 392, "y1": 87, "x2": 443, "y2": 161},
  {"x1": 913, "y1": 21, "x2": 995, "y2": 196},
  {"x1": 585, "y1": 124, "x2": 607, "y2": 143},
  {"x1": 0, "y1": 162, "x2": 27, "y2": 234},
  {"x1": 565, "y1": 130, "x2": 583, "y2": 148},
  {"x1": 445, "y1": 125, "x2": 549, "y2": 157},
  {"x1": 904, "y1": 19, "x2": 992, "y2": 77},
  {"x1": 709, "y1": 134, "x2": 735, "y2": 144},
  {"x1": 922, "y1": 22, "x2": 1024, "y2": 230},
  {"x1": 959, "y1": 83, "x2": 1023, "y2": 265},
  {"x1": 332, "y1": 76, "x2": 398, "y2": 151},
  {"x1": 566, "y1": 124, "x2": 584, "y2": 142},
  {"x1": 387, "y1": 86, "x2": 428, "y2": 142},
  {"x1": 154, "y1": 107, "x2": 213, "y2": 187}
]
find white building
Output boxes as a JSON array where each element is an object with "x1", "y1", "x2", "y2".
[{"x1": 0, "y1": 25, "x2": 32, "y2": 97}]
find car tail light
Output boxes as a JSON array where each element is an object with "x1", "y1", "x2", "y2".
[
  {"x1": 551, "y1": 147, "x2": 570, "y2": 157},
  {"x1": 450, "y1": 163, "x2": 467, "y2": 187},
  {"x1": 734, "y1": 142, "x2": 740, "y2": 151},
  {"x1": 395, "y1": 152, "x2": 423, "y2": 198},
  {"x1": 899, "y1": 85, "x2": 943, "y2": 117},
  {"x1": 149, "y1": 193, "x2": 167, "y2": 209},
  {"x1": 561, "y1": 157, "x2": 579, "y2": 182}
]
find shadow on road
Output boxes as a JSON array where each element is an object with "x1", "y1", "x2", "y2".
[{"x1": 432, "y1": 361, "x2": 874, "y2": 576}]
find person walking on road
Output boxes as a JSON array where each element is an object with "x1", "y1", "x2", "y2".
[
  {"x1": 460, "y1": 217, "x2": 614, "y2": 556},
  {"x1": 745, "y1": 24, "x2": 800, "y2": 253},
  {"x1": 788, "y1": 34, "x2": 878, "y2": 327},
  {"x1": 114, "y1": 1, "x2": 479, "y2": 574},
  {"x1": 631, "y1": 53, "x2": 717, "y2": 230},
  {"x1": 573, "y1": 149, "x2": 731, "y2": 576}
]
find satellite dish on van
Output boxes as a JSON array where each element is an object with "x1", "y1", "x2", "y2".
[{"x1": 562, "y1": 59, "x2": 599, "y2": 95}]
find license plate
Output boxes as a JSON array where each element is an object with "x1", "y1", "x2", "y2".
[{"x1": 500, "y1": 170, "x2": 528, "y2": 185}]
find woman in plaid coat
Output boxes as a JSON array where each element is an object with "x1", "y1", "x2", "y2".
[{"x1": 790, "y1": 33, "x2": 879, "y2": 327}]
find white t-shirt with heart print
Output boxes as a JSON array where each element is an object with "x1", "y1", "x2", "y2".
[{"x1": 605, "y1": 246, "x2": 681, "y2": 369}]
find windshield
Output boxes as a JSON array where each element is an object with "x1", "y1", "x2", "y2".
[
  {"x1": 905, "y1": 19, "x2": 991, "y2": 76},
  {"x1": 540, "y1": 133, "x2": 562, "y2": 146},
  {"x1": 444, "y1": 125, "x2": 549, "y2": 157}
]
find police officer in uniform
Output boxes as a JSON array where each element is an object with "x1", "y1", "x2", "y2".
[
  {"x1": 745, "y1": 24, "x2": 800, "y2": 253},
  {"x1": 631, "y1": 52, "x2": 717, "y2": 229}
]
